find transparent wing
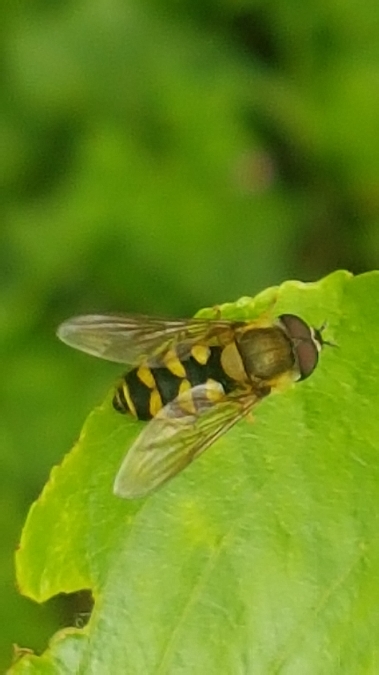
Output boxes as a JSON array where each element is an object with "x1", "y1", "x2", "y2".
[
  {"x1": 57, "y1": 313, "x2": 236, "y2": 366},
  {"x1": 113, "y1": 383, "x2": 264, "y2": 499}
]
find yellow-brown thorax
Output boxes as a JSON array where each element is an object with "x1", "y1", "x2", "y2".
[{"x1": 222, "y1": 325, "x2": 295, "y2": 384}]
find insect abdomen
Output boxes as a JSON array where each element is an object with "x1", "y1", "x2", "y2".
[{"x1": 113, "y1": 345, "x2": 236, "y2": 420}]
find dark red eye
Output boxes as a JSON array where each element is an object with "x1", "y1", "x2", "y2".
[{"x1": 278, "y1": 314, "x2": 319, "y2": 380}]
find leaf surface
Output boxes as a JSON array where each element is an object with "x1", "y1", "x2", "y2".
[{"x1": 12, "y1": 271, "x2": 379, "y2": 674}]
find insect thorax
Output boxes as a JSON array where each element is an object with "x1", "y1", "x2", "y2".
[{"x1": 237, "y1": 327, "x2": 295, "y2": 380}]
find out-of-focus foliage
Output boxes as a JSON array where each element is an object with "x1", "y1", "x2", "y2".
[{"x1": 1, "y1": 0, "x2": 379, "y2": 669}]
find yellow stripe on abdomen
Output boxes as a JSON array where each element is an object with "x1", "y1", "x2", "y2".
[
  {"x1": 191, "y1": 344, "x2": 211, "y2": 365},
  {"x1": 149, "y1": 388, "x2": 163, "y2": 417},
  {"x1": 177, "y1": 378, "x2": 196, "y2": 414},
  {"x1": 163, "y1": 350, "x2": 187, "y2": 378},
  {"x1": 122, "y1": 382, "x2": 137, "y2": 417},
  {"x1": 137, "y1": 365, "x2": 156, "y2": 389},
  {"x1": 205, "y1": 378, "x2": 225, "y2": 402}
]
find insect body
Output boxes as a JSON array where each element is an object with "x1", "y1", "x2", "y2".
[
  {"x1": 57, "y1": 311, "x2": 327, "y2": 499},
  {"x1": 112, "y1": 343, "x2": 238, "y2": 420}
]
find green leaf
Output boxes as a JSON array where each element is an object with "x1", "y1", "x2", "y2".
[{"x1": 12, "y1": 270, "x2": 379, "y2": 673}]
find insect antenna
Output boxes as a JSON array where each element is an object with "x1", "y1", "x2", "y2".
[{"x1": 314, "y1": 320, "x2": 338, "y2": 349}]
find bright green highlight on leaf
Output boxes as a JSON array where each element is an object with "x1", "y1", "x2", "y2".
[{"x1": 12, "y1": 271, "x2": 379, "y2": 673}]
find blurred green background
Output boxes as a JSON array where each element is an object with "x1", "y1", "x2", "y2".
[{"x1": 2, "y1": 0, "x2": 379, "y2": 667}]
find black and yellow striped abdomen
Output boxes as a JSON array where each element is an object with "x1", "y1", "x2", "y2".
[{"x1": 113, "y1": 345, "x2": 237, "y2": 420}]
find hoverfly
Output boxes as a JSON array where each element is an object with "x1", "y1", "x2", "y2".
[{"x1": 57, "y1": 311, "x2": 328, "y2": 499}]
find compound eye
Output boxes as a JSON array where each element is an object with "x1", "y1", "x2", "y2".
[{"x1": 278, "y1": 314, "x2": 319, "y2": 380}]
